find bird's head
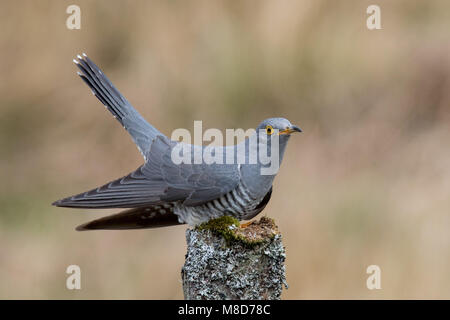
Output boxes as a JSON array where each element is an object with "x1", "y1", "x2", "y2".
[
  {"x1": 256, "y1": 117, "x2": 302, "y2": 143},
  {"x1": 253, "y1": 117, "x2": 302, "y2": 174},
  {"x1": 238, "y1": 117, "x2": 302, "y2": 194}
]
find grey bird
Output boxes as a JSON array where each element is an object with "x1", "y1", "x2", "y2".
[{"x1": 53, "y1": 54, "x2": 302, "y2": 231}]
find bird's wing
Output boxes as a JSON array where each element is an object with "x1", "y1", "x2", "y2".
[
  {"x1": 74, "y1": 53, "x2": 162, "y2": 160},
  {"x1": 52, "y1": 163, "x2": 168, "y2": 208},
  {"x1": 53, "y1": 135, "x2": 241, "y2": 208},
  {"x1": 147, "y1": 137, "x2": 241, "y2": 206}
]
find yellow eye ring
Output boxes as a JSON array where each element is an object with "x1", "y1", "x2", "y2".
[{"x1": 265, "y1": 125, "x2": 274, "y2": 135}]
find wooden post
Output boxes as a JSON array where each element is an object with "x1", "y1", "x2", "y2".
[{"x1": 181, "y1": 216, "x2": 287, "y2": 300}]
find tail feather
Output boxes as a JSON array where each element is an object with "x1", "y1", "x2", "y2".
[
  {"x1": 73, "y1": 53, "x2": 163, "y2": 159},
  {"x1": 76, "y1": 204, "x2": 183, "y2": 231}
]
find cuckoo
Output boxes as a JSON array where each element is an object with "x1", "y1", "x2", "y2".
[{"x1": 53, "y1": 54, "x2": 302, "y2": 230}]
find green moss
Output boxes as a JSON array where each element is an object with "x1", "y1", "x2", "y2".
[{"x1": 196, "y1": 216, "x2": 271, "y2": 248}]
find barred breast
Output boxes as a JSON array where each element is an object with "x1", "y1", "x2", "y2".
[{"x1": 174, "y1": 182, "x2": 265, "y2": 226}]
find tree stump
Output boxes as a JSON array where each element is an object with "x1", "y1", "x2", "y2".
[{"x1": 181, "y1": 216, "x2": 288, "y2": 300}]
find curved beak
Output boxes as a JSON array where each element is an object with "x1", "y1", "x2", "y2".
[{"x1": 279, "y1": 125, "x2": 302, "y2": 135}]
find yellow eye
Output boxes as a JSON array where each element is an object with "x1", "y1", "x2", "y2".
[{"x1": 265, "y1": 125, "x2": 273, "y2": 135}]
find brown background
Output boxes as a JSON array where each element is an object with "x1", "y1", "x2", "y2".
[{"x1": 0, "y1": 0, "x2": 449, "y2": 299}]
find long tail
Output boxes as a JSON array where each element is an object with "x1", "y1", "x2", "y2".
[
  {"x1": 76, "y1": 204, "x2": 183, "y2": 231},
  {"x1": 74, "y1": 53, "x2": 163, "y2": 160}
]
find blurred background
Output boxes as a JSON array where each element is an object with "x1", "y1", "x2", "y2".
[{"x1": 0, "y1": 0, "x2": 449, "y2": 299}]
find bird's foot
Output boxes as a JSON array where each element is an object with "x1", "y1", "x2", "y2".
[{"x1": 240, "y1": 221, "x2": 254, "y2": 229}]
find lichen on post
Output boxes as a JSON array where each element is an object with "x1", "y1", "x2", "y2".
[{"x1": 181, "y1": 216, "x2": 288, "y2": 300}]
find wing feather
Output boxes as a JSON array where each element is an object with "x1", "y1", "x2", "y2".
[{"x1": 54, "y1": 135, "x2": 241, "y2": 208}]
